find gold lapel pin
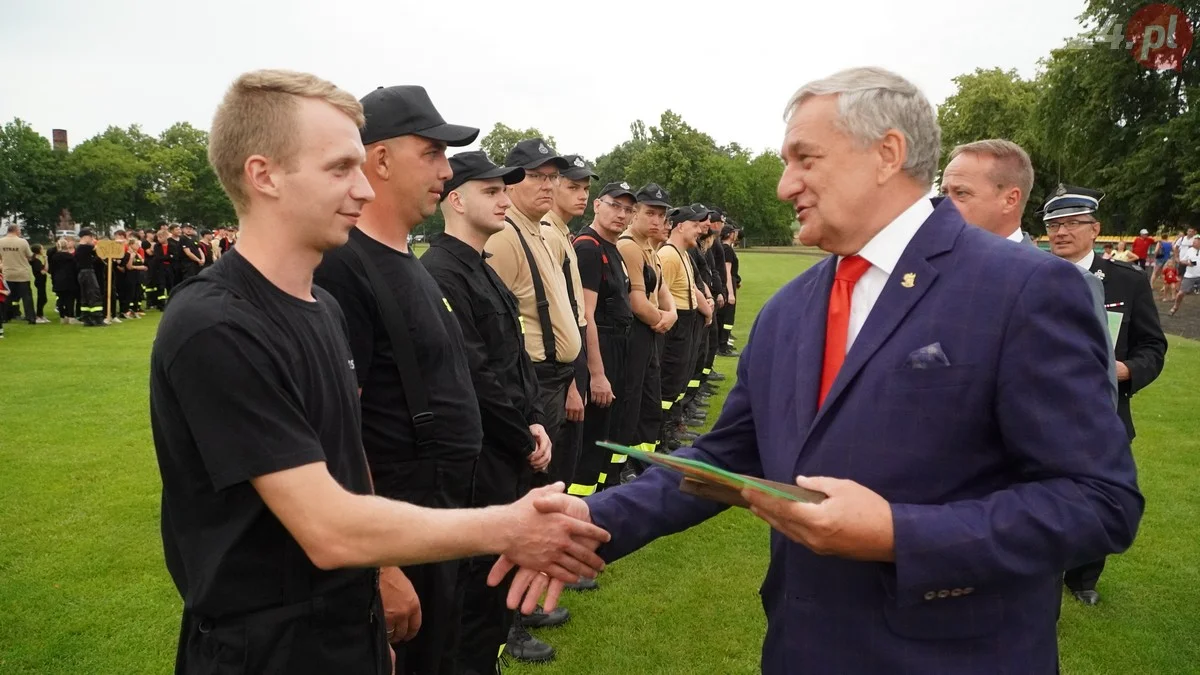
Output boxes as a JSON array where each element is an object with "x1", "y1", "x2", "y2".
[{"x1": 901, "y1": 273, "x2": 916, "y2": 288}]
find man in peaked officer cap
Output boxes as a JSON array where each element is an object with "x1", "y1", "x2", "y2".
[{"x1": 1045, "y1": 183, "x2": 1166, "y2": 606}]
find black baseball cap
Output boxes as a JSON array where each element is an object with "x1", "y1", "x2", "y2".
[
  {"x1": 636, "y1": 183, "x2": 670, "y2": 208},
  {"x1": 78, "y1": 228, "x2": 96, "y2": 238},
  {"x1": 442, "y1": 151, "x2": 525, "y2": 201},
  {"x1": 504, "y1": 138, "x2": 571, "y2": 171},
  {"x1": 599, "y1": 181, "x2": 637, "y2": 201},
  {"x1": 668, "y1": 205, "x2": 707, "y2": 225},
  {"x1": 359, "y1": 86, "x2": 479, "y2": 147},
  {"x1": 562, "y1": 155, "x2": 598, "y2": 181}
]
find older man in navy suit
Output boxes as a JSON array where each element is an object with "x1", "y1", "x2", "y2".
[{"x1": 496, "y1": 67, "x2": 1142, "y2": 673}]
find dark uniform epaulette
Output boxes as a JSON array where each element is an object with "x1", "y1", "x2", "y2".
[{"x1": 1107, "y1": 259, "x2": 1142, "y2": 274}]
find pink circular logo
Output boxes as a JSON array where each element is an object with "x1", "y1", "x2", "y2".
[{"x1": 1127, "y1": 3, "x2": 1193, "y2": 70}]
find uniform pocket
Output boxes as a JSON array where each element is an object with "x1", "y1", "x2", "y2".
[{"x1": 882, "y1": 592, "x2": 1003, "y2": 641}]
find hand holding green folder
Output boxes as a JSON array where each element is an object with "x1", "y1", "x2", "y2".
[{"x1": 597, "y1": 441, "x2": 827, "y2": 507}]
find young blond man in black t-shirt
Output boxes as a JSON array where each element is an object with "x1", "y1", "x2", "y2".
[{"x1": 150, "y1": 70, "x2": 608, "y2": 675}]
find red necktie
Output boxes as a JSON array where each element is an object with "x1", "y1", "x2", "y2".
[{"x1": 819, "y1": 255, "x2": 872, "y2": 408}]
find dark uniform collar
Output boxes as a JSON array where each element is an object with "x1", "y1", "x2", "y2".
[{"x1": 431, "y1": 232, "x2": 488, "y2": 268}]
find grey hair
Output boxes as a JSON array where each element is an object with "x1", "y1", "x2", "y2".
[{"x1": 783, "y1": 66, "x2": 941, "y2": 186}]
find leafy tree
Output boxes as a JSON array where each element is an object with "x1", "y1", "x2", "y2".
[
  {"x1": 67, "y1": 137, "x2": 142, "y2": 229},
  {"x1": 0, "y1": 119, "x2": 68, "y2": 240},
  {"x1": 157, "y1": 123, "x2": 235, "y2": 228},
  {"x1": 479, "y1": 123, "x2": 558, "y2": 165}
]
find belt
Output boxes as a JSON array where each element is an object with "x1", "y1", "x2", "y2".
[{"x1": 596, "y1": 323, "x2": 631, "y2": 336}]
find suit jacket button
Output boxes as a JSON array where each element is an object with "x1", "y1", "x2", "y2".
[
  {"x1": 924, "y1": 591, "x2": 936, "y2": 601},
  {"x1": 951, "y1": 588, "x2": 963, "y2": 597},
  {"x1": 937, "y1": 590, "x2": 950, "y2": 598}
]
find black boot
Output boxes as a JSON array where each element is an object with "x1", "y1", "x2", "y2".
[
  {"x1": 505, "y1": 622, "x2": 556, "y2": 662},
  {"x1": 521, "y1": 605, "x2": 570, "y2": 628}
]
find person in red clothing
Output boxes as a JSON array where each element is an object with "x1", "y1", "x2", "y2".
[
  {"x1": 1131, "y1": 229, "x2": 1154, "y2": 271},
  {"x1": 1161, "y1": 260, "x2": 1180, "y2": 301}
]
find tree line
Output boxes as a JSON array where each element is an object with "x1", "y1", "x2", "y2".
[
  {"x1": 3, "y1": 0, "x2": 1195, "y2": 243},
  {"x1": 0, "y1": 120, "x2": 235, "y2": 241},
  {"x1": 938, "y1": 0, "x2": 1199, "y2": 235}
]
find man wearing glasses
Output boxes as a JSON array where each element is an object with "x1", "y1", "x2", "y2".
[
  {"x1": 1046, "y1": 184, "x2": 1167, "y2": 606},
  {"x1": 483, "y1": 138, "x2": 580, "y2": 663},
  {"x1": 570, "y1": 182, "x2": 636, "y2": 496}
]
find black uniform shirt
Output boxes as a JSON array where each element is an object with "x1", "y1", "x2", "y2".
[
  {"x1": 150, "y1": 249, "x2": 376, "y2": 619},
  {"x1": 689, "y1": 247, "x2": 711, "y2": 295},
  {"x1": 574, "y1": 225, "x2": 632, "y2": 328},
  {"x1": 313, "y1": 227, "x2": 482, "y2": 477},
  {"x1": 1088, "y1": 255, "x2": 1167, "y2": 438},
  {"x1": 722, "y1": 242, "x2": 740, "y2": 287},
  {"x1": 180, "y1": 235, "x2": 203, "y2": 268},
  {"x1": 421, "y1": 233, "x2": 543, "y2": 461},
  {"x1": 709, "y1": 236, "x2": 727, "y2": 299}
]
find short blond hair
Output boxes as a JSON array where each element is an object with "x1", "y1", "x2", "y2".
[
  {"x1": 208, "y1": 69, "x2": 364, "y2": 212},
  {"x1": 949, "y1": 139, "x2": 1034, "y2": 210}
]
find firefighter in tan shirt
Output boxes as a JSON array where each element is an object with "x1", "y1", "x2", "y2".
[
  {"x1": 484, "y1": 138, "x2": 580, "y2": 481},
  {"x1": 540, "y1": 154, "x2": 594, "y2": 500},
  {"x1": 610, "y1": 183, "x2": 677, "y2": 483}
]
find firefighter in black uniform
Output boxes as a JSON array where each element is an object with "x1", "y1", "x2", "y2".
[
  {"x1": 718, "y1": 224, "x2": 741, "y2": 355},
  {"x1": 421, "y1": 151, "x2": 558, "y2": 674},
  {"x1": 570, "y1": 182, "x2": 635, "y2": 495},
  {"x1": 148, "y1": 229, "x2": 175, "y2": 309},
  {"x1": 74, "y1": 229, "x2": 105, "y2": 327},
  {"x1": 701, "y1": 209, "x2": 728, "y2": 387},
  {"x1": 609, "y1": 183, "x2": 676, "y2": 485},
  {"x1": 1044, "y1": 184, "x2": 1167, "y2": 606},
  {"x1": 658, "y1": 205, "x2": 709, "y2": 450}
]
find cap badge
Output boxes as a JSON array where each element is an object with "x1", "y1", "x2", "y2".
[
  {"x1": 655, "y1": 190, "x2": 663, "y2": 199},
  {"x1": 573, "y1": 157, "x2": 585, "y2": 168},
  {"x1": 620, "y1": 182, "x2": 630, "y2": 190},
  {"x1": 538, "y1": 143, "x2": 549, "y2": 154},
  {"x1": 1055, "y1": 184, "x2": 1067, "y2": 197}
]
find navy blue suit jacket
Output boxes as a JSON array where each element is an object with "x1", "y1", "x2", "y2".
[{"x1": 587, "y1": 199, "x2": 1143, "y2": 674}]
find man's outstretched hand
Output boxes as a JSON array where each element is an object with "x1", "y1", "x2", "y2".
[{"x1": 487, "y1": 486, "x2": 603, "y2": 614}]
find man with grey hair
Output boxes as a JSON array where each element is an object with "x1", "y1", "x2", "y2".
[
  {"x1": 943, "y1": 139, "x2": 1117, "y2": 404},
  {"x1": 502, "y1": 66, "x2": 1143, "y2": 673}
]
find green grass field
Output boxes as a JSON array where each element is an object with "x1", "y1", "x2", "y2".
[{"x1": 1, "y1": 250, "x2": 1197, "y2": 674}]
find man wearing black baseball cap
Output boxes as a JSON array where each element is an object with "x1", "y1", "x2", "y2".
[
  {"x1": 612, "y1": 183, "x2": 677, "y2": 483},
  {"x1": 569, "y1": 182, "x2": 635, "y2": 498},
  {"x1": 659, "y1": 206, "x2": 710, "y2": 450},
  {"x1": 482, "y1": 138, "x2": 580, "y2": 662},
  {"x1": 314, "y1": 85, "x2": 486, "y2": 675},
  {"x1": 542, "y1": 154, "x2": 596, "y2": 490},
  {"x1": 420, "y1": 152, "x2": 559, "y2": 673}
]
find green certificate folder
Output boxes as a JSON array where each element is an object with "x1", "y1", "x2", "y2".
[
  {"x1": 1105, "y1": 311, "x2": 1123, "y2": 346},
  {"x1": 597, "y1": 441, "x2": 826, "y2": 507}
]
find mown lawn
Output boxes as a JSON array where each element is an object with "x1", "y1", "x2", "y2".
[{"x1": 0, "y1": 250, "x2": 1196, "y2": 674}]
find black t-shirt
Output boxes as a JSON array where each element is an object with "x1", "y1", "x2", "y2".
[
  {"x1": 573, "y1": 225, "x2": 632, "y2": 328},
  {"x1": 313, "y1": 227, "x2": 482, "y2": 479},
  {"x1": 180, "y1": 235, "x2": 203, "y2": 268},
  {"x1": 722, "y1": 242, "x2": 740, "y2": 286},
  {"x1": 150, "y1": 249, "x2": 375, "y2": 619}
]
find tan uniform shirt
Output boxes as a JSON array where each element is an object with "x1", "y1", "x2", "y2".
[
  {"x1": 659, "y1": 242, "x2": 695, "y2": 310},
  {"x1": 542, "y1": 211, "x2": 587, "y2": 328},
  {"x1": 0, "y1": 234, "x2": 34, "y2": 282},
  {"x1": 485, "y1": 206, "x2": 582, "y2": 364},
  {"x1": 616, "y1": 229, "x2": 661, "y2": 311}
]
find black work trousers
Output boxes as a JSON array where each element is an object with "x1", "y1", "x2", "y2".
[
  {"x1": 457, "y1": 446, "x2": 533, "y2": 675},
  {"x1": 533, "y1": 359, "x2": 578, "y2": 487},
  {"x1": 373, "y1": 458, "x2": 475, "y2": 675},
  {"x1": 572, "y1": 326, "x2": 629, "y2": 494}
]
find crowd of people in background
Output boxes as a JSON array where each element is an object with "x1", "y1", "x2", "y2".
[{"x1": 0, "y1": 222, "x2": 239, "y2": 335}]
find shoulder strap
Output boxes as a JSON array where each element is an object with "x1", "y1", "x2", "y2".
[
  {"x1": 545, "y1": 221, "x2": 580, "y2": 322},
  {"x1": 344, "y1": 237, "x2": 437, "y2": 447},
  {"x1": 663, "y1": 243, "x2": 694, "y2": 310},
  {"x1": 508, "y1": 218, "x2": 557, "y2": 363},
  {"x1": 572, "y1": 233, "x2": 609, "y2": 282}
]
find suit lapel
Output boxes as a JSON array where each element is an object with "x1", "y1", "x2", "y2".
[
  {"x1": 793, "y1": 256, "x2": 836, "y2": 438},
  {"x1": 798, "y1": 202, "x2": 960, "y2": 454}
]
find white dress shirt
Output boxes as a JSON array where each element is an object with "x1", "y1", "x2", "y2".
[
  {"x1": 1006, "y1": 228, "x2": 1024, "y2": 244},
  {"x1": 839, "y1": 198, "x2": 934, "y2": 352},
  {"x1": 1073, "y1": 250, "x2": 1096, "y2": 273}
]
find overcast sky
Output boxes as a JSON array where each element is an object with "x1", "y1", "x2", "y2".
[{"x1": 2, "y1": 0, "x2": 1087, "y2": 160}]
